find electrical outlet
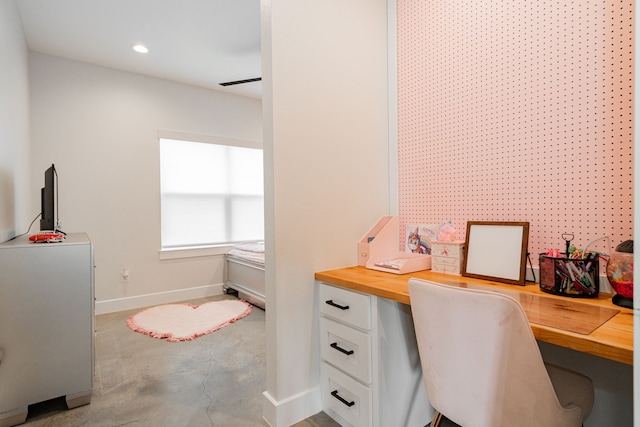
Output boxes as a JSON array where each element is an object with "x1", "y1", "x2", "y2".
[{"x1": 121, "y1": 269, "x2": 130, "y2": 283}]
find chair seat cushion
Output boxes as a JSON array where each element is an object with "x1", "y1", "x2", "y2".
[{"x1": 545, "y1": 362, "x2": 594, "y2": 420}]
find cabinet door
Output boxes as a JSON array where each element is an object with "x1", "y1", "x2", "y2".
[
  {"x1": 322, "y1": 362, "x2": 372, "y2": 427},
  {"x1": 0, "y1": 242, "x2": 93, "y2": 410},
  {"x1": 320, "y1": 317, "x2": 372, "y2": 384},
  {"x1": 319, "y1": 284, "x2": 371, "y2": 330}
]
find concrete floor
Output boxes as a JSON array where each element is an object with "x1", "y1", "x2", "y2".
[{"x1": 21, "y1": 294, "x2": 339, "y2": 427}]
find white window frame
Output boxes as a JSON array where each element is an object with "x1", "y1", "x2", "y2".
[{"x1": 157, "y1": 129, "x2": 263, "y2": 259}]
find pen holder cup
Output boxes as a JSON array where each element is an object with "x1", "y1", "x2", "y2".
[{"x1": 539, "y1": 255, "x2": 599, "y2": 298}]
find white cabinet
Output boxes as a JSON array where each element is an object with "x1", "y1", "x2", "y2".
[
  {"x1": 318, "y1": 283, "x2": 433, "y2": 427},
  {"x1": 0, "y1": 233, "x2": 94, "y2": 427}
]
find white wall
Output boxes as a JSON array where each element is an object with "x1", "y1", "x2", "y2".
[
  {"x1": 0, "y1": 1, "x2": 31, "y2": 242},
  {"x1": 262, "y1": 0, "x2": 390, "y2": 425},
  {"x1": 28, "y1": 53, "x2": 262, "y2": 312}
]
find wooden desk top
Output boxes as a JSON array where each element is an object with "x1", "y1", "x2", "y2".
[{"x1": 315, "y1": 266, "x2": 634, "y2": 365}]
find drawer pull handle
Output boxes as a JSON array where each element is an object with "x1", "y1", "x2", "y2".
[
  {"x1": 325, "y1": 300, "x2": 349, "y2": 310},
  {"x1": 330, "y1": 342, "x2": 354, "y2": 356},
  {"x1": 331, "y1": 390, "x2": 355, "y2": 407}
]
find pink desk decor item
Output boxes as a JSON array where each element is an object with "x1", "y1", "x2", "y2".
[
  {"x1": 438, "y1": 221, "x2": 456, "y2": 242},
  {"x1": 358, "y1": 216, "x2": 431, "y2": 274}
]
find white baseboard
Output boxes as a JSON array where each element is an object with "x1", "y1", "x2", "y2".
[
  {"x1": 95, "y1": 283, "x2": 224, "y2": 315},
  {"x1": 262, "y1": 386, "x2": 323, "y2": 427}
]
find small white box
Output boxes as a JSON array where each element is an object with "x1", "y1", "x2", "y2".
[{"x1": 431, "y1": 241, "x2": 464, "y2": 275}]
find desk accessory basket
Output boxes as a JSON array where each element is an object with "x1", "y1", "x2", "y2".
[
  {"x1": 358, "y1": 216, "x2": 431, "y2": 274},
  {"x1": 539, "y1": 254, "x2": 599, "y2": 298},
  {"x1": 358, "y1": 216, "x2": 396, "y2": 266}
]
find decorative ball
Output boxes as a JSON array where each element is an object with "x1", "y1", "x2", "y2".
[{"x1": 606, "y1": 240, "x2": 633, "y2": 308}]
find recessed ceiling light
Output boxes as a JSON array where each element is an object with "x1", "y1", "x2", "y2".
[{"x1": 131, "y1": 44, "x2": 149, "y2": 54}]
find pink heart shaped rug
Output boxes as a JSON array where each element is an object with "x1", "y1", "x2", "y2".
[{"x1": 127, "y1": 300, "x2": 252, "y2": 342}]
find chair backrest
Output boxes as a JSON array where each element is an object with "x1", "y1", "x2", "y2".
[{"x1": 408, "y1": 278, "x2": 583, "y2": 427}]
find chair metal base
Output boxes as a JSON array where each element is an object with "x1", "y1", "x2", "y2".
[
  {"x1": 427, "y1": 411, "x2": 462, "y2": 427},
  {"x1": 431, "y1": 411, "x2": 444, "y2": 427}
]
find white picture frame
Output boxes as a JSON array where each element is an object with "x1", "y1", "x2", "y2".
[{"x1": 462, "y1": 221, "x2": 530, "y2": 285}]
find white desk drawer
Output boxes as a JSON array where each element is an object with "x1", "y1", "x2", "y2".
[
  {"x1": 320, "y1": 317, "x2": 372, "y2": 384},
  {"x1": 432, "y1": 256, "x2": 462, "y2": 275},
  {"x1": 431, "y1": 263, "x2": 462, "y2": 275},
  {"x1": 431, "y1": 241, "x2": 464, "y2": 259},
  {"x1": 319, "y1": 283, "x2": 371, "y2": 330},
  {"x1": 323, "y1": 362, "x2": 372, "y2": 427}
]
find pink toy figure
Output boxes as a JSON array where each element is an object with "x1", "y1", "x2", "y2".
[{"x1": 438, "y1": 221, "x2": 456, "y2": 242}]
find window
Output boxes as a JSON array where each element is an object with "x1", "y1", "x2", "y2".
[{"x1": 160, "y1": 136, "x2": 264, "y2": 249}]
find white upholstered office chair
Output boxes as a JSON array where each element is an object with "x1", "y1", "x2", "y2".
[{"x1": 408, "y1": 278, "x2": 594, "y2": 427}]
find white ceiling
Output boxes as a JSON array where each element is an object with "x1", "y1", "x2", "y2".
[{"x1": 15, "y1": 0, "x2": 262, "y2": 99}]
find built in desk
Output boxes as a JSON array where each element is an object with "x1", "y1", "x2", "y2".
[{"x1": 315, "y1": 266, "x2": 633, "y2": 366}]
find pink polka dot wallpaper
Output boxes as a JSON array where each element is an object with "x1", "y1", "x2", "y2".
[{"x1": 397, "y1": 0, "x2": 634, "y2": 260}]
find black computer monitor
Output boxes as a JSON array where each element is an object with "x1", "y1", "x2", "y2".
[{"x1": 39, "y1": 164, "x2": 57, "y2": 231}]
